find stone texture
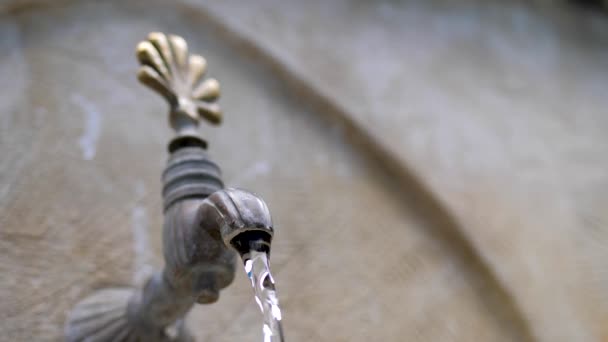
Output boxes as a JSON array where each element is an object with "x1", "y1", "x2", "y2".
[
  {"x1": 193, "y1": 1, "x2": 608, "y2": 341},
  {"x1": 1, "y1": 0, "x2": 607, "y2": 341}
]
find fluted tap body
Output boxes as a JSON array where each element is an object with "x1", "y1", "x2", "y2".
[
  {"x1": 65, "y1": 32, "x2": 276, "y2": 342},
  {"x1": 126, "y1": 145, "x2": 274, "y2": 339}
]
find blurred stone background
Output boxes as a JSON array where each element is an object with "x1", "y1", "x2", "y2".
[{"x1": 1, "y1": 0, "x2": 607, "y2": 341}]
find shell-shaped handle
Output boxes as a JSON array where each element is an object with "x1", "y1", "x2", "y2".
[{"x1": 136, "y1": 32, "x2": 222, "y2": 129}]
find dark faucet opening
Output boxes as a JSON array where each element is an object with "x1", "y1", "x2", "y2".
[{"x1": 230, "y1": 230, "x2": 272, "y2": 257}]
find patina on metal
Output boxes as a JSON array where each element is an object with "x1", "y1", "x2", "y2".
[{"x1": 65, "y1": 33, "x2": 275, "y2": 342}]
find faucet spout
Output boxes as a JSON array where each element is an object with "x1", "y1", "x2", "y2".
[
  {"x1": 65, "y1": 32, "x2": 279, "y2": 342},
  {"x1": 201, "y1": 188, "x2": 274, "y2": 256},
  {"x1": 121, "y1": 186, "x2": 276, "y2": 338},
  {"x1": 106, "y1": 168, "x2": 277, "y2": 342},
  {"x1": 107, "y1": 165, "x2": 278, "y2": 342},
  {"x1": 157, "y1": 187, "x2": 274, "y2": 308}
]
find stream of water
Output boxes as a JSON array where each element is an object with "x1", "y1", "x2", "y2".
[{"x1": 242, "y1": 249, "x2": 285, "y2": 342}]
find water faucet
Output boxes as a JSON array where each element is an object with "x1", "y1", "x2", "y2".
[{"x1": 65, "y1": 32, "x2": 276, "y2": 342}]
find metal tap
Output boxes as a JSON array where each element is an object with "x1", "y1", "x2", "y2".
[{"x1": 65, "y1": 32, "x2": 275, "y2": 342}]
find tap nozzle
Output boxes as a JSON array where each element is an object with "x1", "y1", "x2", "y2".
[{"x1": 200, "y1": 188, "x2": 274, "y2": 258}]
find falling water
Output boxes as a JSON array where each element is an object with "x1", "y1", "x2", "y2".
[{"x1": 241, "y1": 249, "x2": 285, "y2": 342}]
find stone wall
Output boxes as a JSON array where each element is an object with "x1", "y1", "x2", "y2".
[{"x1": 1, "y1": 1, "x2": 607, "y2": 341}]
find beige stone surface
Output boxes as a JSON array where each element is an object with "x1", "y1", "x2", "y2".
[
  {"x1": 193, "y1": 1, "x2": 608, "y2": 341},
  {"x1": 0, "y1": 0, "x2": 607, "y2": 341}
]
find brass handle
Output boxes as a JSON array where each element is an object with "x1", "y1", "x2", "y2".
[{"x1": 136, "y1": 32, "x2": 222, "y2": 142}]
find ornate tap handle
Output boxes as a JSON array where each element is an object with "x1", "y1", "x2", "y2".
[
  {"x1": 136, "y1": 32, "x2": 221, "y2": 149},
  {"x1": 65, "y1": 33, "x2": 275, "y2": 342}
]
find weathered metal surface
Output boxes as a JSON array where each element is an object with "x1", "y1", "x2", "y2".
[{"x1": 65, "y1": 33, "x2": 277, "y2": 341}]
